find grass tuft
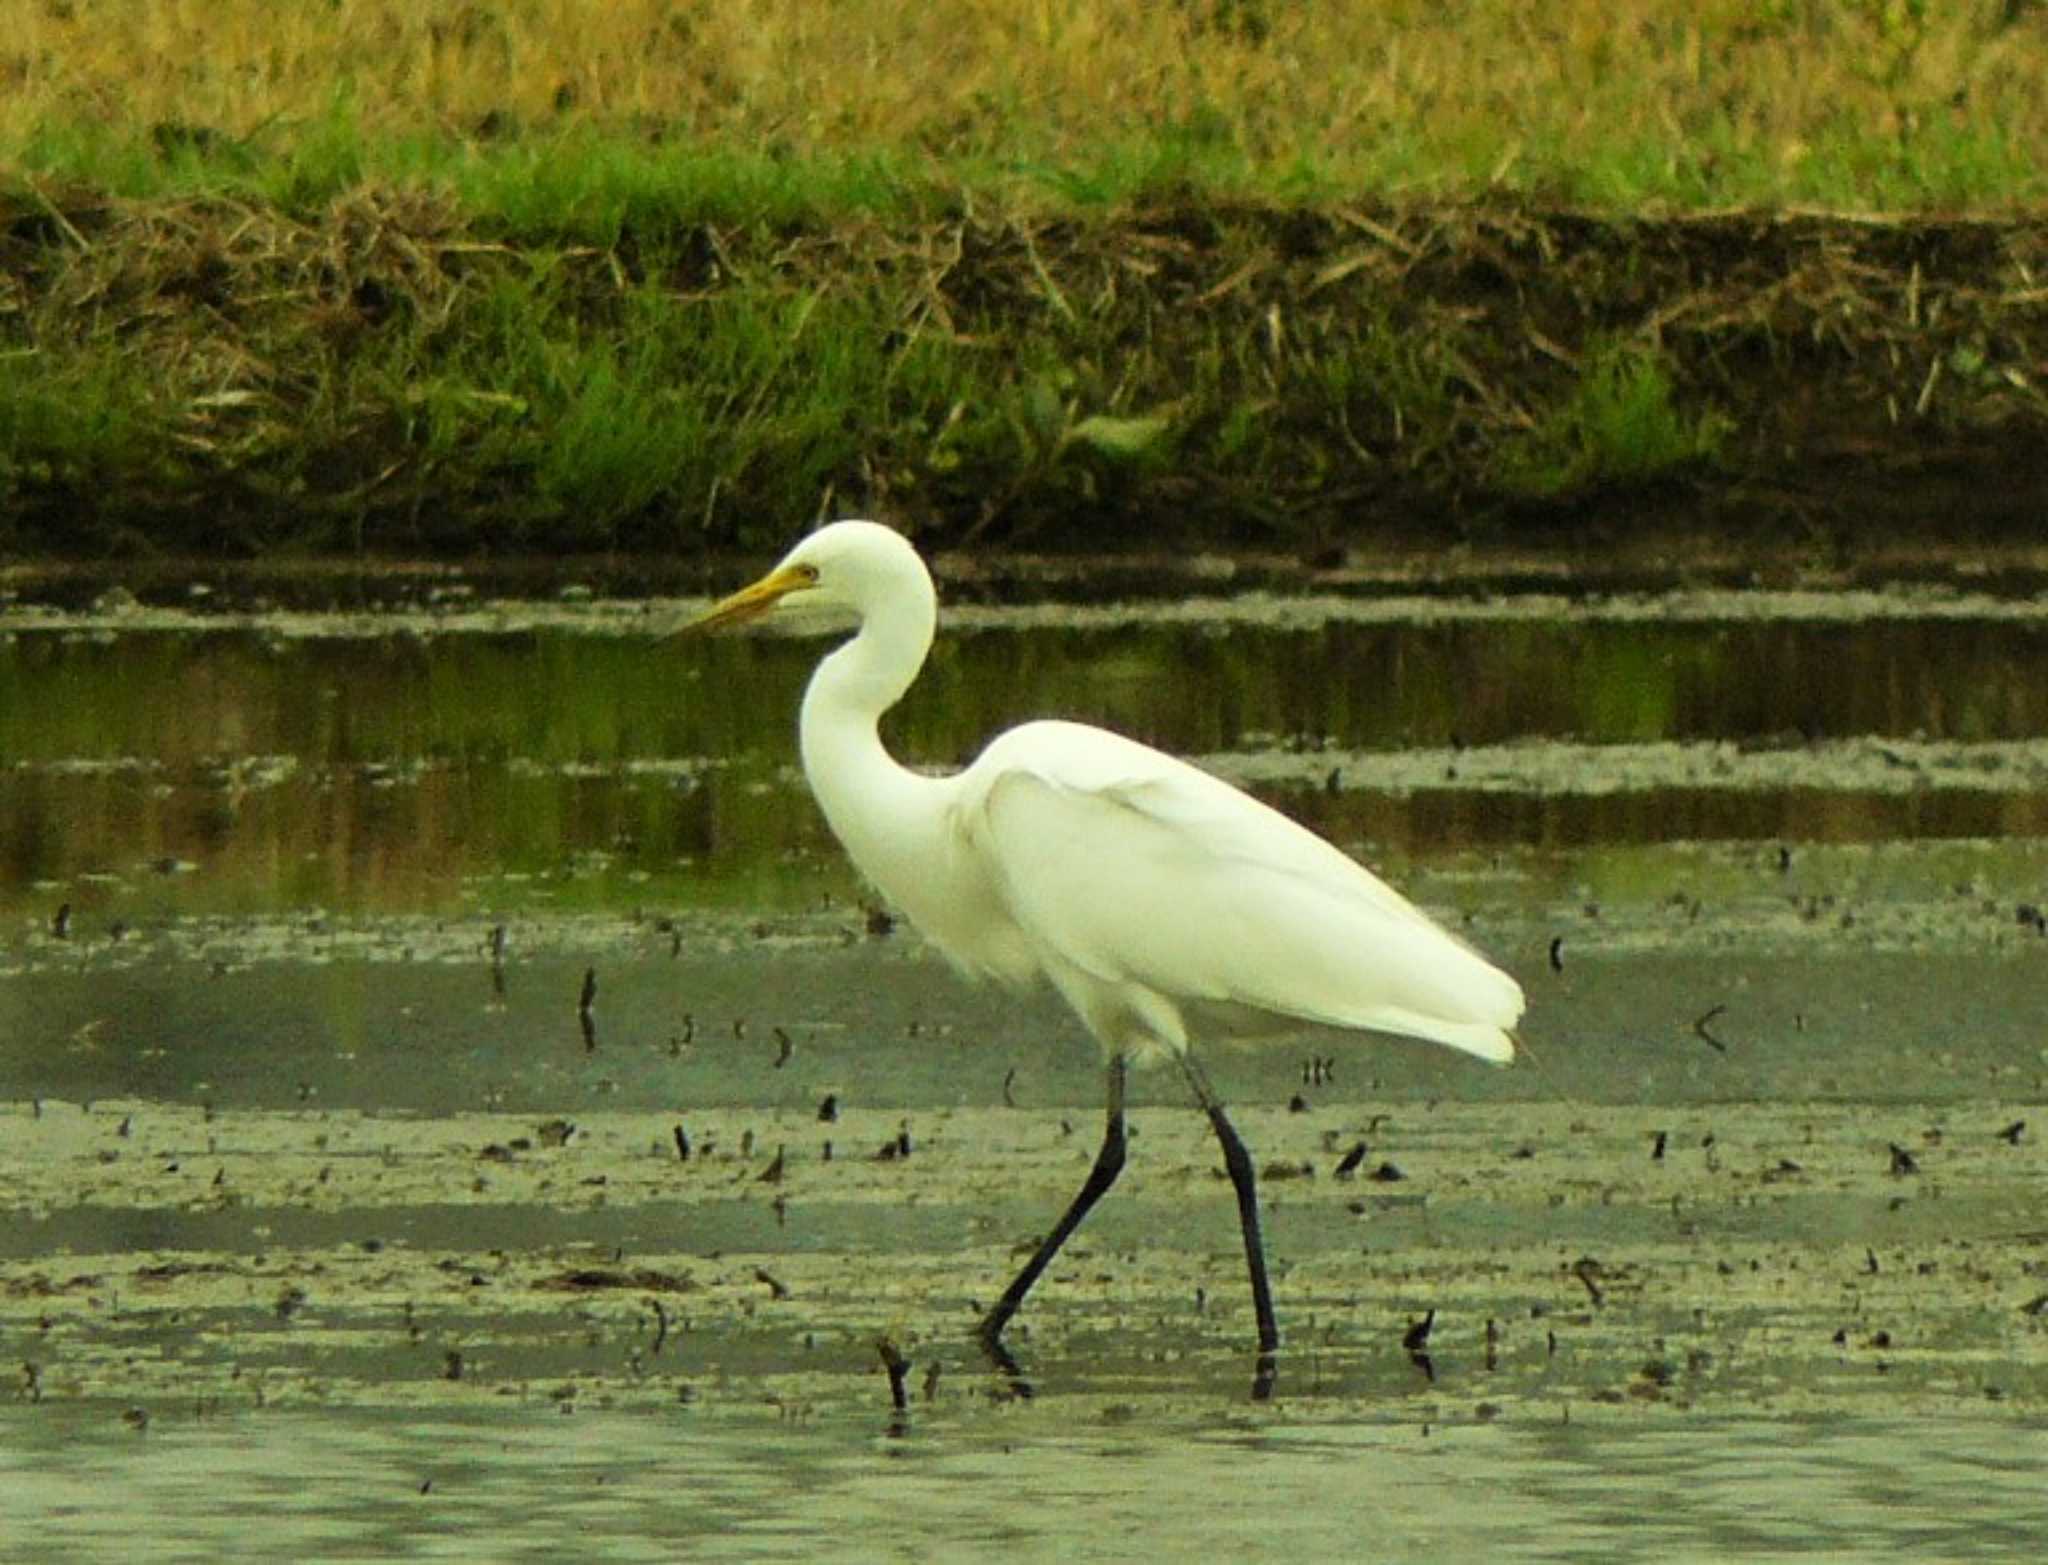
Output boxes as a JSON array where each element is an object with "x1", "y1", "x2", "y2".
[
  {"x1": 1496, "y1": 342, "x2": 1731, "y2": 500},
  {"x1": 0, "y1": 349, "x2": 171, "y2": 539}
]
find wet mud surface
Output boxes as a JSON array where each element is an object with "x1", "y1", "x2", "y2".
[
  {"x1": 5, "y1": 918, "x2": 2047, "y2": 1560},
  {"x1": 4, "y1": 1082, "x2": 2045, "y2": 1419},
  {"x1": 5, "y1": 897, "x2": 2044, "y2": 1425}
]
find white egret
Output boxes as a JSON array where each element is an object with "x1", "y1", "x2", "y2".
[{"x1": 693, "y1": 520, "x2": 1524, "y2": 1389}]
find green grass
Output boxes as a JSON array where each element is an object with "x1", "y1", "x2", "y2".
[
  {"x1": 18, "y1": 111, "x2": 2048, "y2": 239},
  {"x1": 353, "y1": 268, "x2": 991, "y2": 550},
  {"x1": 0, "y1": 349, "x2": 172, "y2": 541},
  {"x1": 21, "y1": 118, "x2": 944, "y2": 241},
  {"x1": 1495, "y1": 343, "x2": 1731, "y2": 500}
]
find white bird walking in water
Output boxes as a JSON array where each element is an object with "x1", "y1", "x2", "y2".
[{"x1": 692, "y1": 520, "x2": 1524, "y2": 1393}]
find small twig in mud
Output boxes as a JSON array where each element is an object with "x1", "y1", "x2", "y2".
[
  {"x1": 1403, "y1": 1309, "x2": 1436, "y2": 1382},
  {"x1": 876, "y1": 1128, "x2": 912, "y2": 1161},
  {"x1": 649, "y1": 1299, "x2": 670, "y2": 1356},
  {"x1": 1692, "y1": 1004, "x2": 1729, "y2": 1052},
  {"x1": 1402, "y1": 1309, "x2": 1435, "y2": 1351},
  {"x1": 1572, "y1": 1257, "x2": 1606, "y2": 1306},
  {"x1": 876, "y1": 1337, "x2": 911, "y2": 1413},
  {"x1": 754, "y1": 1268, "x2": 789, "y2": 1301},
  {"x1": 773, "y1": 1028, "x2": 794, "y2": 1069}
]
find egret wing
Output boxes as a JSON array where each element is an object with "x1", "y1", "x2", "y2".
[{"x1": 960, "y1": 723, "x2": 1523, "y2": 1062}]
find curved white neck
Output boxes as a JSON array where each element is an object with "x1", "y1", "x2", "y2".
[{"x1": 797, "y1": 577, "x2": 944, "y2": 892}]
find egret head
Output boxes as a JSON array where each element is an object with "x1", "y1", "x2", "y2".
[{"x1": 687, "y1": 520, "x2": 931, "y2": 635}]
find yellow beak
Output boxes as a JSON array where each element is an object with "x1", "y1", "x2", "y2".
[{"x1": 683, "y1": 562, "x2": 815, "y2": 633}]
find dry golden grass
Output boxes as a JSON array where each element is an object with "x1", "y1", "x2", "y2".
[{"x1": 4, "y1": 1, "x2": 2045, "y2": 206}]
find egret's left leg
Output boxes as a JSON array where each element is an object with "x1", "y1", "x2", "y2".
[
  {"x1": 979, "y1": 1054, "x2": 1128, "y2": 1361},
  {"x1": 1180, "y1": 1054, "x2": 1280, "y2": 1363}
]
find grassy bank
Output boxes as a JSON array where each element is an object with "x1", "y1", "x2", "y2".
[{"x1": 3, "y1": 3, "x2": 2048, "y2": 557}]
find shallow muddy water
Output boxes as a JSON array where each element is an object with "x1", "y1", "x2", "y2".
[
  {"x1": 5, "y1": 1405, "x2": 2044, "y2": 1563},
  {"x1": 3, "y1": 579, "x2": 2046, "y2": 1558}
]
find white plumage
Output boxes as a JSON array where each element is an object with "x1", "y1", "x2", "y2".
[{"x1": 693, "y1": 518, "x2": 1525, "y2": 1388}]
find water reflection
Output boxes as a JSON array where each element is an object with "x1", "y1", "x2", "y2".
[{"x1": 4, "y1": 609, "x2": 2048, "y2": 917}]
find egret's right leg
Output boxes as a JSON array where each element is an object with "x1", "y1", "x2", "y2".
[
  {"x1": 1180, "y1": 1052, "x2": 1280, "y2": 1394},
  {"x1": 978, "y1": 1054, "x2": 1128, "y2": 1363}
]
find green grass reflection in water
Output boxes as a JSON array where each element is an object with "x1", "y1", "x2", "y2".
[{"x1": 5, "y1": 609, "x2": 2048, "y2": 920}]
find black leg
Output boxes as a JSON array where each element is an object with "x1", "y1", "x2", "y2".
[
  {"x1": 979, "y1": 1055, "x2": 1127, "y2": 1382},
  {"x1": 1181, "y1": 1054, "x2": 1279, "y2": 1397}
]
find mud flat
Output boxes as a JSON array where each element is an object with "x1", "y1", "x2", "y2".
[
  {"x1": 3, "y1": 881, "x2": 2044, "y2": 1424},
  {"x1": 4, "y1": 918, "x2": 2047, "y2": 1561},
  {"x1": 2, "y1": 1082, "x2": 2044, "y2": 1418}
]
